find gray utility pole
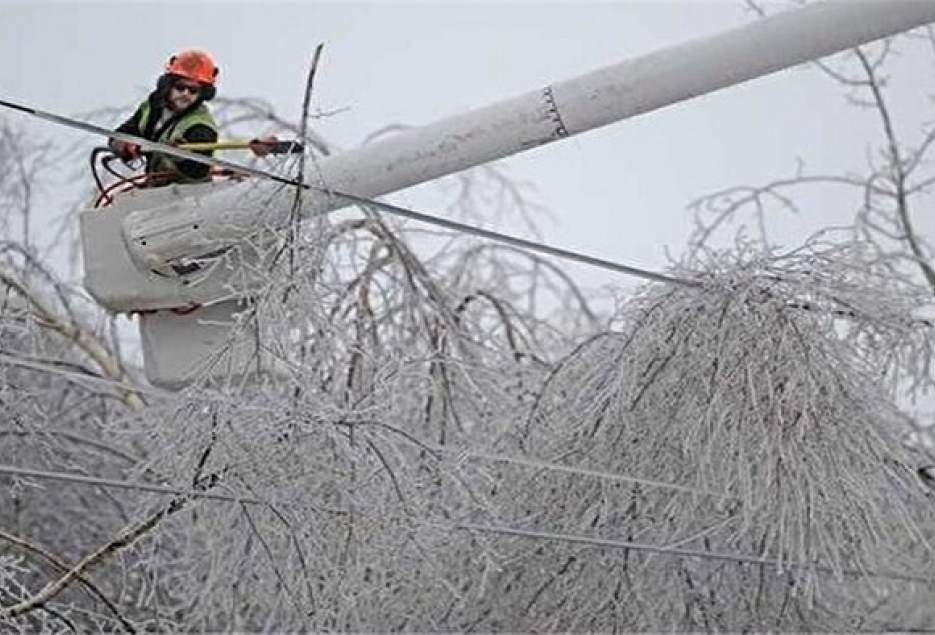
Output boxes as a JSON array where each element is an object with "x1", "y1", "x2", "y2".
[{"x1": 79, "y1": 1, "x2": 935, "y2": 388}]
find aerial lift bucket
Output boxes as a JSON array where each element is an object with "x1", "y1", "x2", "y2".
[
  {"x1": 138, "y1": 298, "x2": 276, "y2": 390},
  {"x1": 80, "y1": 179, "x2": 288, "y2": 388}
]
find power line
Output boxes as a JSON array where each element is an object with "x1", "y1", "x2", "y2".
[
  {"x1": 0, "y1": 440, "x2": 724, "y2": 506},
  {"x1": 0, "y1": 352, "x2": 163, "y2": 396},
  {"x1": 424, "y1": 444, "x2": 730, "y2": 499},
  {"x1": 0, "y1": 97, "x2": 700, "y2": 289},
  {"x1": 13, "y1": 94, "x2": 930, "y2": 304},
  {"x1": 7, "y1": 97, "x2": 935, "y2": 316},
  {"x1": 328, "y1": 189, "x2": 700, "y2": 288},
  {"x1": 2, "y1": 463, "x2": 927, "y2": 585},
  {"x1": 429, "y1": 520, "x2": 933, "y2": 585},
  {"x1": 0, "y1": 464, "x2": 266, "y2": 506}
]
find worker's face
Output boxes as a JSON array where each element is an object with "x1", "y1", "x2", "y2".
[{"x1": 167, "y1": 80, "x2": 201, "y2": 112}]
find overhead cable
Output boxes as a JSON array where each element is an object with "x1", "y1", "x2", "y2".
[
  {"x1": 2, "y1": 463, "x2": 930, "y2": 584},
  {"x1": 0, "y1": 97, "x2": 699, "y2": 288},
  {"x1": 329, "y1": 189, "x2": 700, "y2": 287},
  {"x1": 0, "y1": 464, "x2": 266, "y2": 506},
  {"x1": 2, "y1": 463, "x2": 928, "y2": 585},
  {"x1": 423, "y1": 444, "x2": 730, "y2": 499},
  {"x1": 430, "y1": 520, "x2": 933, "y2": 585}
]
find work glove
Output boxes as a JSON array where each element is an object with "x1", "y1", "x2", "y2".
[
  {"x1": 249, "y1": 135, "x2": 280, "y2": 157},
  {"x1": 111, "y1": 140, "x2": 142, "y2": 163}
]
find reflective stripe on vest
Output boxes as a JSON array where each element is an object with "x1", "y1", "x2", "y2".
[{"x1": 138, "y1": 102, "x2": 218, "y2": 180}]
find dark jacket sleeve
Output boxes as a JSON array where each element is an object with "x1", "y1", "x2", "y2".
[
  {"x1": 111, "y1": 103, "x2": 145, "y2": 148},
  {"x1": 115, "y1": 102, "x2": 148, "y2": 135},
  {"x1": 174, "y1": 123, "x2": 217, "y2": 180}
]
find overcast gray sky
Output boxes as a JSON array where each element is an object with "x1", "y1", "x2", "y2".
[{"x1": 1, "y1": 1, "x2": 933, "y2": 292}]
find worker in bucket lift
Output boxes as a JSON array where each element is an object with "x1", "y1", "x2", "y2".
[{"x1": 109, "y1": 49, "x2": 277, "y2": 184}]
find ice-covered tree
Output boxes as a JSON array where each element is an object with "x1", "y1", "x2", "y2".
[{"x1": 3, "y1": 17, "x2": 935, "y2": 633}]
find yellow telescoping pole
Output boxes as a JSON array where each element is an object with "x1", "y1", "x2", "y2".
[
  {"x1": 179, "y1": 140, "x2": 252, "y2": 152},
  {"x1": 178, "y1": 140, "x2": 303, "y2": 154}
]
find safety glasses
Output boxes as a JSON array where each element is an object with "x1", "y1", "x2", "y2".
[{"x1": 172, "y1": 83, "x2": 201, "y2": 95}]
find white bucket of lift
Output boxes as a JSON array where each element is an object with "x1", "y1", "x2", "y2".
[{"x1": 138, "y1": 298, "x2": 277, "y2": 390}]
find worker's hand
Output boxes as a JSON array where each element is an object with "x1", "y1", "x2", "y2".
[
  {"x1": 112, "y1": 140, "x2": 142, "y2": 163},
  {"x1": 249, "y1": 135, "x2": 279, "y2": 157}
]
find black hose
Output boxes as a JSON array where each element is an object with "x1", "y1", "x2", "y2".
[
  {"x1": 89, "y1": 146, "x2": 111, "y2": 202},
  {"x1": 90, "y1": 146, "x2": 146, "y2": 206}
]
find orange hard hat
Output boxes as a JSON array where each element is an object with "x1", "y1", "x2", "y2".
[{"x1": 165, "y1": 49, "x2": 219, "y2": 86}]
